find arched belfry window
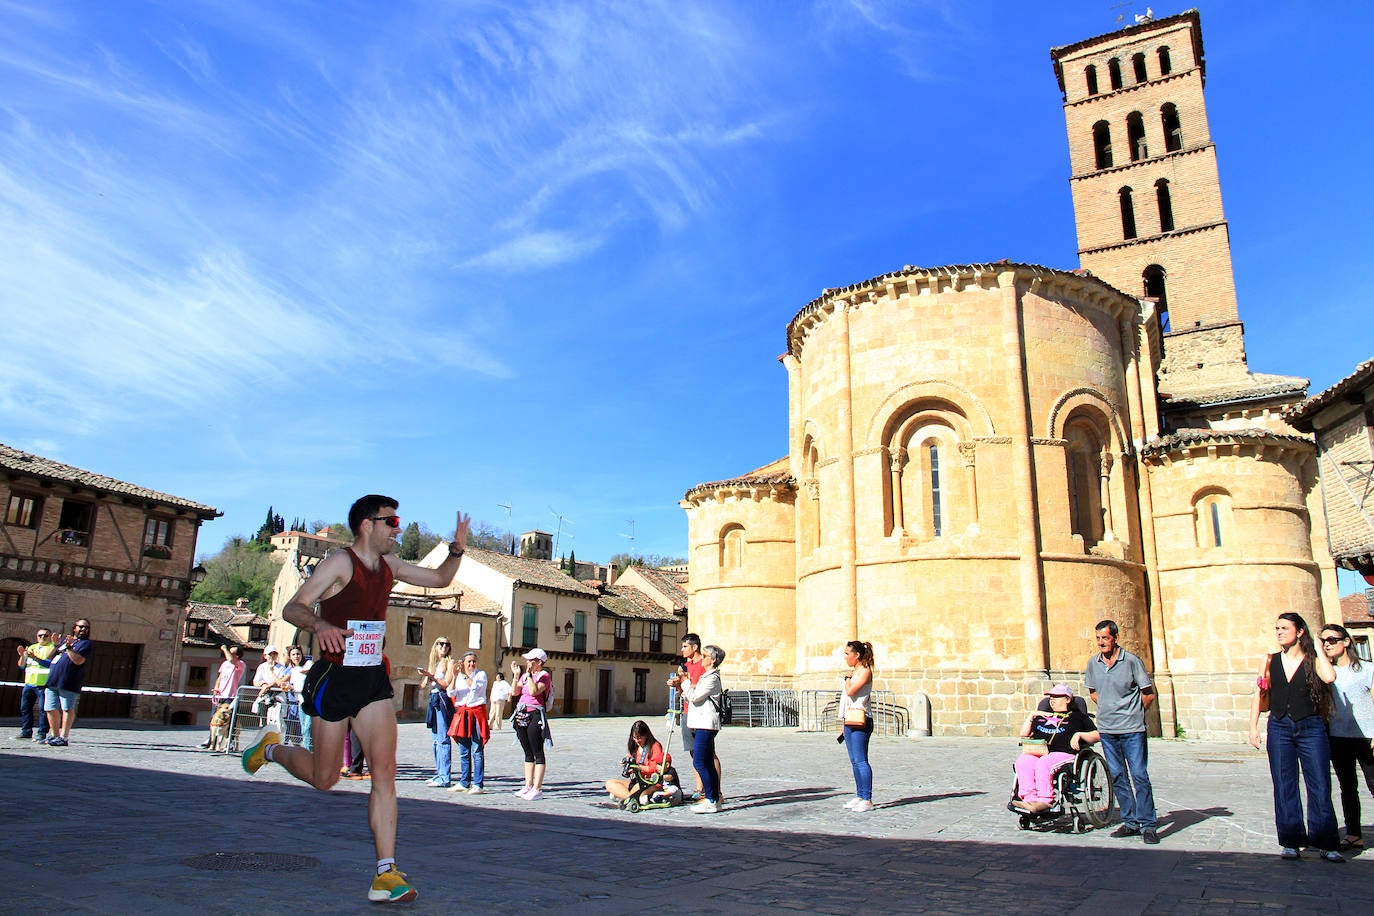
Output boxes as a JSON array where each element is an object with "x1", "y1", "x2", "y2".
[
  {"x1": 1108, "y1": 58, "x2": 1123, "y2": 90},
  {"x1": 1119, "y1": 186, "x2": 1137, "y2": 240},
  {"x1": 1161, "y1": 103, "x2": 1182, "y2": 152},
  {"x1": 718, "y1": 524, "x2": 745, "y2": 570},
  {"x1": 1127, "y1": 112, "x2": 1147, "y2": 161},
  {"x1": 1065, "y1": 417, "x2": 1106, "y2": 548},
  {"x1": 1155, "y1": 179, "x2": 1174, "y2": 232},
  {"x1": 1093, "y1": 121, "x2": 1114, "y2": 169},
  {"x1": 1157, "y1": 46, "x2": 1172, "y2": 75},
  {"x1": 1193, "y1": 490, "x2": 1233, "y2": 549},
  {"x1": 1132, "y1": 52, "x2": 1148, "y2": 83},
  {"x1": 1085, "y1": 65, "x2": 1099, "y2": 96},
  {"x1": 1143, "y1": 265, "x2": 1169, "y2": 331}
]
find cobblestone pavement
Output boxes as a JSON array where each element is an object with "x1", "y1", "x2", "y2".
[{"x1": 2, "y1": 716, "x2": 1370, "y2": 913}]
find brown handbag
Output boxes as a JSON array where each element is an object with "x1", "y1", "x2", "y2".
[
  {"x1": 843, "y1": 706, "x2": 868, "y2": 727},
  {"x1": 1256, "y1": 653, "x2": 1272, "y2": 713}
]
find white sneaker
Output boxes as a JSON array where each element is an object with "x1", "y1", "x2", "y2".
[
  {"x1": 515, "y1": 786, "x2": 531, "y2": 797},
  {"x1": 852, "y1": 800, "x2": 874, "y2": 812},
  {"x1": 843, "y1": 798, "x2": 861, "y2": 810},
  {"x1": 524, "y1": 788, "x2": 544, "y2": 801},
  {"x1": 691, "y1": 800, "x2": 721, "y2": 814},
  {"x1": 468, "y1": 785, "x2": 484, "y2": 795}
]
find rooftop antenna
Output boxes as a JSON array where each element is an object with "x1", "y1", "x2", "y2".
[
  {"x1": 1109, "y1": 0, "x2": 1133, "y2": 24},
  {"x1": 498, "y1": 501, "x2": 512, "y2": 554},
  {"x1": 620, "y1": 519, "x2": 637, "y2": 556},
  {"x1": 549, "y1": 507, "x2": 573, "y2": 560}
]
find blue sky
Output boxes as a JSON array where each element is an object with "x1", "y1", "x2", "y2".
[{"x1": 1, "y1": 1, "x2": 1370, "y2": 584}]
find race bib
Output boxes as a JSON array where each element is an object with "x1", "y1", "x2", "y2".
[{"x1": 343, "y1": 620, "x2": 385, "y2": 667}]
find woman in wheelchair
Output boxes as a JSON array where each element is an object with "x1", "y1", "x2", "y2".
[
  {"x1": 1012, "y1": 684, "x2": 1099, "y2": 814},
  {"x1": 606, "y1": 719, "x2": 667, "y2": 806}
]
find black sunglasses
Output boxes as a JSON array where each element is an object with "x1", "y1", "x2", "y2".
[
  {"x1": 1321, "y1": 636, "x2": 1346, "y2": 645},
  {"x1": 368, "y1": 515, "x2": 401, "y2": 529}
]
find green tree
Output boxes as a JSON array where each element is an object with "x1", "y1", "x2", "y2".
[
  {"x1": 190, "y1": 536, "x2": 284, "y2": 613},
  {"x1": 397, "y1": 521, "x2": 442, "y2": 561},
  {"x1": 608, "y1": 552, "x2": 687, "y2": 571}
]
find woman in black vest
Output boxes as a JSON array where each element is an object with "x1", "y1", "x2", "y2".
[{"x1": 1247, "y1": 612, "x2": 1342, "y2": 862}]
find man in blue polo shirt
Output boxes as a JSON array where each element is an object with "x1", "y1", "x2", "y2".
[
  {"x1": 1085, "y1": 618, "x2": 1158, "y2": 844},
  {"x1": 44, "y1": 619, "x2": 93, "y2": 747}
]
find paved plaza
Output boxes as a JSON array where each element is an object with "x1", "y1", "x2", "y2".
[{"x1": 2, "y1": 716, "x2": 1370, "y2": 913}]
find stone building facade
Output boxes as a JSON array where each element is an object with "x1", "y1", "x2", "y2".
[
  {"x1": 681, "y1": 11, "x2": 1340, "y2": 740},
  {"x1": 0, "y1": 443, "x2": 219, "y2": 721}
]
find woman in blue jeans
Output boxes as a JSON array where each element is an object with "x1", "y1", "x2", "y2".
[
  {"x1": 418, "y1": 636, "x2": 457, "y2": 787},
  {"x1": 839, "y1": 640, "x2": 875, "y2": 812},
  {"x1": 1248, "y1": 612, "x2": 1342, "y2": 862},
  {"x1": 680, "y1": 644, "x2": 726, "y2": 814}
]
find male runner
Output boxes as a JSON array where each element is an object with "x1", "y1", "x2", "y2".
[{"x1": 242, "y1": 495, "x2": 469, "y2": 903}]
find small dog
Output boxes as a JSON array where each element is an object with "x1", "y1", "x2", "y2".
[{"x1": 208, "y1": 702, "x2": 233, "y2": 752}]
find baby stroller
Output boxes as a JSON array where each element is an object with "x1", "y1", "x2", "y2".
[
  {"x1": 1008, "y1": 695, "x2": 1114, "y2": 833},
  {"x1": 618, "y1": 720, "x2": 683, "y2": 813}
]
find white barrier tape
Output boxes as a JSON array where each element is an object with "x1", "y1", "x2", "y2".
[{"x1": 0, "y1": 680, "x2": 211, "y2": 700}]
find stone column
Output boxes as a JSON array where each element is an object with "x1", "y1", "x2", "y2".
[
  {"x1": 835, "y1": 301, "x2": 860, "y2": 640},
  {"x1": 889, "y1": 447, "x2": 907, "y2": 536},
  {"x1": 958, "y1": 441, "x2": 980, "y2": 531},
  {"x1": 1002, "y1": 271, "x2": 1048, "y2": 671}
]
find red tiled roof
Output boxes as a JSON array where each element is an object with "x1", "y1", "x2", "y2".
[
  {"x1": 598, "y1": 584, "x2": 679, "y2": 622},
  {"x1": 0, "y1": 442, "x2": 220, "y2": 517},
  {"x1": 1340, "y1": 591, "x2": 1373, "y2": 624},
  {"x1": 464, "y1": 547, "x2": 601, "y2": 597},
  {"x1": 1141, "y1": 427, "x2": 1313, "y2": 457},
  {"x1": 1285, "y1": 357, "x2": 1374, "y2": 427}
]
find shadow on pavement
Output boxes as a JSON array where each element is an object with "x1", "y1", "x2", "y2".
[{"x1": 2, "y1": 751, "x2": 1370, "y2": 914}]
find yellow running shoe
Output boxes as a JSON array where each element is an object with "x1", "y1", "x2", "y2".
[
  {"x1": 240, "y1": 728, "x2": 281, "y2": 775},
  {"x1": 368, "y1": 866, "x2": 418, "y2": 903}
]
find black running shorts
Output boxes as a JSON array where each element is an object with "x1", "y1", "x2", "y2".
[{"x1": 301, "y1": 662, "x2": 394, "y2": 723}]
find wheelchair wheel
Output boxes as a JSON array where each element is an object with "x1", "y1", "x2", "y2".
[
  {"x1": 625, "y1": 799, "x2": 641, "y2": 813},
  {"x1": 1078, "y1": 753, "x2": 1115, "y2": 829},
  {"x1": 1018, "y1": 815, "x2": 1031, "y2": 830}
]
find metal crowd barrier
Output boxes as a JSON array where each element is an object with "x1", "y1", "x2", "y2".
[
  {"x1": 721, "y1": 689, "x2": 799, "y2": 728},
  {"x1": 798, "y1": 689, "x2": 909, "y2": 737},
  {"x1": 223, "y1": 684, "x2": 304, "y2": 753}
]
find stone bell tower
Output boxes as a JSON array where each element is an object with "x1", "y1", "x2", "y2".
[{"x1": 1050, "y1": 10, "x2": 1268, "y2": 405}]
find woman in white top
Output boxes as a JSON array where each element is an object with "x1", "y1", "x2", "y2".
[
  {"x1": 488, "y1": 672, "x2": 513, "y2": 731},
  {"x1": 680, "y1": 644, "x2": 726, "y2": 814},
  {"x1": 1321, "y1": 624, "x2": 1374, "y2": 849},
  {"x1": 285, "y1": 645, "x2": 312, "y2": 750},
  {"x1": 417, "y1": 636, "x2": 458, "y2": 788},
  {"x1": 839, "y1": 640, "x2": 875, "y2": 812},
  {"x1": 447, "y1": 651, "x2": 489, "y2": 794}
]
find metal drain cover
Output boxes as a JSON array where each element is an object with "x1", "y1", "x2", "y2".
[{"x1": 182, "y1": 852, "x2": 319, "y2": 872}]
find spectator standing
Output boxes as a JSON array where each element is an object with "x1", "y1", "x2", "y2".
[
  {"x1": 1085, "y1": 619, "x2": 1159, "y2": 844},
  {"x1": 447, "y1": 650, "x2": 489, "y2": 794},
  {"x1": 488, "y1": 672, "x2": 512, "y2": 731},
  {"x1": 200, "y1": 645, "x2": 245, "y2": 749},
  {"x1": 673, "y1": 633, "x2": 723, "y2": 801},
  {"x1": 839, "y1": 640, "x2": 876, "y2": 812},
  {"x1": 680, "y1": 644, "x2": 726, "y2": 814},
  {"x1": 418, "y1": 636, "x2": 457, "y2": 787},
  {"x1": 43, "y1": 619, "x2": 93, "y2": 747},
  {"x1": 1321, "y1": 624, "x2": 1374, "y2": 850},
  {"x1": 286, "y1": 645, "x2": 313, "y2": 751},
  {"x1": 14, "y1": 626, "x2": 55, "y2": 742},
  {"x1": 510, "y1": 649, "x2": 552, "y2": 800},
  {"x1": 1247, "y1": 613, "x2": 1342, "y2": 861}
]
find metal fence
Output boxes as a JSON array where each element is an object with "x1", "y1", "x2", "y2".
[
  {"x1": 722, "y1": 689, "x2": 799, "y2": 728},
  {"x1": 222, "y1": 685, "x2": 304, "y2": 753},
  {"x1": 798, "y1": 690, "x2": 910, "y2": 737}
]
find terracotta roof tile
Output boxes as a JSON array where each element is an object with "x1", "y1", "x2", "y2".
[
  {"x1": 628, "y1": 566, "x2": 688, "y2": 609},
  {"x1": 185, "y1": 602, "x2": 263, "y2": 649},
  {"x1": 684, "y1": 463, "x2": 796, "y2": 500},
  {"x1": 0, "y1": 442, "x2": 220, "y2": 517},
  {"x1": 1285, "y1": 357, "x2": 1374, "y2": 426},
  {"x1": 464, "y1": 547, "x2": 601, "y2": 597},
  {"x1": 1340, "y1": 591, "x2": 1373, "y2": 624},
  {"x1": 1141, "y1": 427, "x2": 1314, "y2": 457},
  {"x1": 598, "y1": 584, "x2": 679, "y2": 621}
]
